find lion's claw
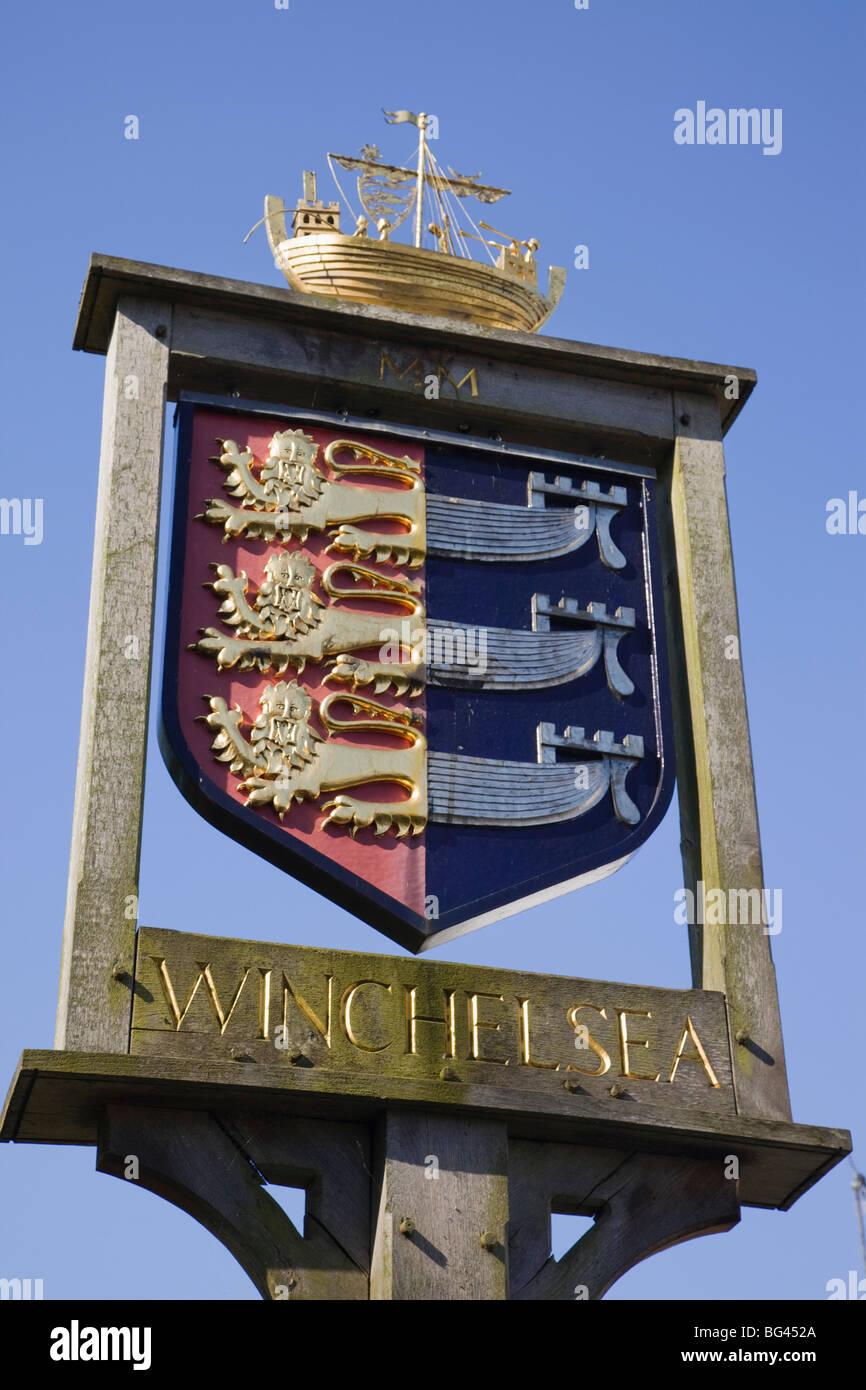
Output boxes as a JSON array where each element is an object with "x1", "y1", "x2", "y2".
[{"x1": 324, "y1": 654, "x2": 424, "y2": 699}]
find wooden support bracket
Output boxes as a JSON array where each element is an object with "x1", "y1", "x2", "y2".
[
  {"x1": 509, "y1": 1140, "x2": 739, "y2": 1300},
  {"x1": 97, "y1": 1105, "x2": 368, "y2": 1300},
  {"x1": 95, "y1": 1105, "x2": 739, "y2": 1300}
]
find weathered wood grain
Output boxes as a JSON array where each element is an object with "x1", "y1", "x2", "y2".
[
  {"x1": 511, "y1": 1148, "x2": 739, "y2": 1300},
  {"x1": 73, "y1": 254, "x2": 756, "y2": 436},
  {"x1": 130, "y1": 927, "x2": 736, "y2": 1118},
  {"x1": 55, "y1": 298, "x2": 171, "y2": 1053},
  {"x1": 2, "y1": 1050, "x2": 850, "y2": 1211},
  {"x1": 665, "y1": 392, "x2": 790, "y2": 1122},
  {"x1": 220, "y1": 1112, "x2": 371, "y2": 1274},
  {"x1": 96, "y1": 1103, "x2": 735, "y2": 1299},
  {"x1": 97, "y1": 1105, "x2": 366, "y2": 1299},
  {"x1": 507, "y1": 1138, "x2": 631, "y2": 1293},
  {"x1": 371, "y1": 1111, "x2": 509, "y2": 1300},
  {"x1": 170, "y1": 304, "x2": 674, "y2": 449}
]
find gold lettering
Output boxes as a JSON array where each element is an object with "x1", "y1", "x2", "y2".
[
  {"x1": 404, "y1": 987, "x2": 456, "y2": 1057},
  {"x1": 341, "y1": 980, "x2": 393, "y2": 1053},
  {"x1": 467, "y1": 991, "x2": 508, "y2": 1063},
  {"x1": 380, "y1": 352, "x2": 423, "y2": 386},
  {"x1": 668, "y1": 1016, "x2": 721, "y2": 1087},
  {"x1": 152, "y1": 956, "x2": 252, "y2": 1036},
  {"x1": 438, "y1": 365, "x2": 479, "y2": 397},
  {"x1": 378, "y1": 352, "x2": 479, "y2": 397},
  {"x1": 258, "y1": 968, "x2": 271, "y2": 1041},
  {"x1": 617, "y1": 1009, "x2": 660, "y2": 1081},
  {"x1": 516, "y1": 997, "x2": 559, "y2": 1069},
  {"x1": 565, "y1": 1004, "x2": 611, "y2": 1076},
  {"x1": 280, "y1": 972, "x2": 333, "y2": 1048}
]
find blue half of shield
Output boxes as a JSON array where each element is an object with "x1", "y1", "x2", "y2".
[{"x1": 422, "y1": 439, "x2": 674, "y2": 941}]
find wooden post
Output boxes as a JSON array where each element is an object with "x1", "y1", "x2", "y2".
[
  {"x1": 662, "y1": 390, "x2": 790, "y2": 1121},
  {"x1": 55, "y1": 298, "x2": 170, "y2": 1053},
  {"x1": 371, "y1": 1112, "x2": 509, "y2": 1300}
]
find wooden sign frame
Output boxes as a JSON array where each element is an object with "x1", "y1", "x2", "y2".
[{"x1": 1, "y1": 255, "x2": 850, "y2": 1299}]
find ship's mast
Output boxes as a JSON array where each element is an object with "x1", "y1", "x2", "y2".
[
  {"x1": 328, "y1": 113, "x2": 510, "y2": 253},
  {"x1": 413, "y1": 113, "x2": 428, "y2": 249}
]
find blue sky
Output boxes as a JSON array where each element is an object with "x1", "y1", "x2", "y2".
[{"x1": 1, "y1": 0, "x2": 864, "y2": 1300}]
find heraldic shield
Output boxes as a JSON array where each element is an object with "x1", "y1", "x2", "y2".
[{"x1": 160, "y1": 396, "x2": 675, "y2": 952}]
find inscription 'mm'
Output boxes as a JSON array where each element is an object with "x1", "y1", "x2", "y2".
[{"x1": 380, "y1": 352, "x2": 479, "y2": 397}]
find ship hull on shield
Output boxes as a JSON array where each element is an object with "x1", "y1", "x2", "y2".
[{"x1": 160, "y1": 397, "x2": 675, "y2": 951}]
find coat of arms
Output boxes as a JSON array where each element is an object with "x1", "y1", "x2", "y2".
[{"x1": 161, "y1": 398, "x2": 675, "y2": 950}]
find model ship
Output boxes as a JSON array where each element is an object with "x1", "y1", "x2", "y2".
[{"x1": 256, "y1": 109, "x2": 566, "y2": 333}]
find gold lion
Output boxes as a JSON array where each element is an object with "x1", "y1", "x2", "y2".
[
  {"x1": 193, "y1": 555, "x2": 425, "y2": 696},
  {"x1": 201, "y1": 681, "x2": 427, "y2": 837},
  {"x1": 199, "y1": 431, "x2": 426, "y2": 568}
]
